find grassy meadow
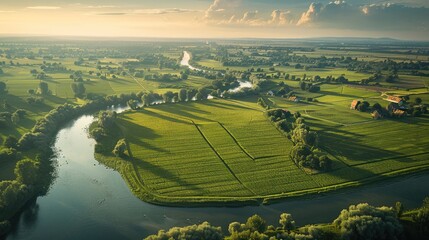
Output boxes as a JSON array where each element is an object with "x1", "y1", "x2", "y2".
[
  {"x1": 1, "y1": 39, "x2": 429, "y2": 206},
  {"x1": 97, "y1": 90, "x2": 429, "y2": 204}
]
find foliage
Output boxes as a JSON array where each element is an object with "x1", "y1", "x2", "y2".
[
  {"x1": 37, "y1": 81, "x2": 50, "y2": 95},
  {"x1": 412, "y1": 197, "x2": 429, "y2": 236},
  {"x1": 112, "y1": 138, "x2": 127, "y2": 157},
  {"x1": 333, "y1": 203, "x2": 402, "y2": 240},
  {"x1": 280, "y1": 213, "x2": 296, "y2": 232},
  {"x1": 3, "y1": 136, "x2": 18, "y2": 149},
  {"x1": 71, "y1": 82, "x2": 86, "y2": 98},
  {"x1": 0, "y1": 148, "x2": 18, "y2": 162},
  {"x1": 14, "y1": 159, "x2": 40, "y2": 185},
  {"x1": 0, "y1": 81, "x2": 7, "y2": 95},
  {"x1": 145, "y1": 221, "x2": 223, "y2": 240}
]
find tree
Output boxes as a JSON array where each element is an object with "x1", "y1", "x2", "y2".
[
  {"x1": 415, "y1": 97, "x2": 422, "y2": 105},
  {"x1": 14, "y1": 159, "x2": 40, "y2": 185},
  {"x1": 127, "y1": 100, "x2": 139, "y2": 110},
  {"x1": 0, "y1": 81, "x2": 7, "y2": 95},
  {"x1": 333, "y1": 203, "x2": 402, "y2": 240},
  {"x1": 162, "y1": 91, "x2": 175, "y2": 103},
  {"x1": 71, "y1": 82, "x2": 86, "y2": 98},
  {"x1": 112, "y1": 138, "x2": 127, "y2": 157},
  {"x1": 245, "y1": 214, "x2": 267, "y2": 233},
  {"x1": 178, "y1": 88, "x2": 187, "y2": 102},
  {"x1": 90, "y1": 127, "x2": 105, "y2": 141},
  {"x1": 279, "y1": 213, "x2": 295, "y2": 232},
  {"x1": 357, "y1": 101, "x2": 370, "y2": 112},
  {"x1": 395, "y1": 201, "x2": 404, "y2": 218},
  {"x1": 180, "y1": 73, "x2": 188, "y2": 80},
  {"x1": 4, "y1": 136, "x2": 18, "y2": 148},
  {"x1": 299, "y1": 81, "x2": 307, "y2": 90},
  {"x1": 186, "y1": 89, "x2": 197, "y2": 101},
  {"x1": 412, "y1": 197, "x2": 429, "y2": 235},
  {"x1": 145, "y1": 222, "x2": 223, "y2": 240},
  {"x1": 141, "y1": 94, "x2": 150, "y2": 106},
  {"x1": 37, "y1": 81, "x2": 49, "y2": 95}
]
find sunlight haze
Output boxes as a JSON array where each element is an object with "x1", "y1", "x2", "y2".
[{"x1": 0, "y1": 0, "x2": 428, "y2": 40}]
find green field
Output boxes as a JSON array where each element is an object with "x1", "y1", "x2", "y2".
[
  {"x1": 98, "y1": 95, "x2": 429, "y2": 204},
  {"x1": 1, "y1": 39, "x2": 429, "y2": 207}
]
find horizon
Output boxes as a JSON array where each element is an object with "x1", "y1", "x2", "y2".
[{"x1": 0, "y1": 0, "x2": 428, "y2": 41}]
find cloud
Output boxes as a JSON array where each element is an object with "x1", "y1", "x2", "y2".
[
  {"x1": 0, "y1": 10, "x2": 16, "y2": 13},
  {"x1": 270, "y1": 10, "x2": 293, "y2": 25},
  {"x1": 134, "y1": 8, "x2": 198, "y2": 15},
  {"x1": 27, "y1": 6, "x2": 61, "y2": 10},
  {"x1": 204, "y1": 0, "x2": 242, "y2": 22},
  {"x1": 204, "y1": 0, "x2": 295, "y2": 26},
  {"x1": 97, "y1": 12, "x2": 127, "y2": 16},
  {"x1": 297, "y1": 2, "x2": 429, "y2": 31},
  {"x1": 87, "y1": 5, "x2": 117, "y2": 9},
  {"x1": 93, "y1": 8, "x2": 198, "y2": 16},
  {"x1": 297, "y1": 3, "x2": 323, "y2": 26}
]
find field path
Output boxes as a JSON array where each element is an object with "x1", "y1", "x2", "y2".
[{"x1": 115, "y1": 63, "x2": 150, "y2": 92}]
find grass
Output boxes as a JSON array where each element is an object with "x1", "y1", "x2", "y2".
[
  {"x1": 1, "y1": 42, "x2": 429, "y2": 207},
  {"x1": 94, "y1": 96, "x2": 429, "y2": 205}
]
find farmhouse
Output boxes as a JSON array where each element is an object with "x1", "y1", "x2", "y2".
[
  {"x1": 267, "y1": 90, "x2": 274, "y2": 96},
  {"x1": 350, "y1": 100, "x2": 361, "y2": 110},
  {"x1": 385, "y1": 95, "x2": 408, "y2": 109},
  {"x1": 386, "y1": 95, "x2": 403, "y2": 104},
  {"x1": 288, "y1": 96, "x2": 299, "y2": 102}
]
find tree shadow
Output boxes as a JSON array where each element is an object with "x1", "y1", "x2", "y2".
[
  {"x1": 152, "y1": 104, "x2": 214, "y2": 123},
  {"x1": 137, "y1": 108, "x2": 194, "y2": 125},
  {"x1": 133, "y1": 156, "x2": 204, "y2": 193}
]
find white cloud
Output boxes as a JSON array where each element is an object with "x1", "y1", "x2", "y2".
[
  {"x1": 134, "y1": 8, "x2": 198, "y2": 15},
  {"x1": 204, "y1": 0, "x2": 242, "y2": 21},
  {"x1": 297, "y1": 3, "x2": 323, "y2": 26},
  {"x1": 270, "y1": 10, "x2": 293, "y2": 25},
  {"x1": 27, "y1": 6, "x2": 61, "y2": 10},
  {"x1": 297, "y1": 2, "x2": 429, "y2": 31},
  {"x1": 87, "y1": 5, "x2": 117, "y2": 9},
  {"x1": 93, "y1": 8, "x2": 198, "y2": 16}
]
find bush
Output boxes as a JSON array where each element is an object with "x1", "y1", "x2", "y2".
[
  {"x1": 145, "y1": 222, "x2": 223, "y2": 240},
  {"x1": 14, "y1": 159, "x2": 40, "y2": 185},
  {"x1": 112, "y1": 138, "x2": 127, "y2": 157},
  {"x1": 333, "y1": 203, "x2": 402, "y2": 240},
  {"x1": 0, "y1": 148, "x2": 18, "y2": 162},
  {"x1": 3, "y1": 136, "x2": 18, "y2": 148}
]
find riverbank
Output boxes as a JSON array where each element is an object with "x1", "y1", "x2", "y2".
[
  {"x1": 0, "y1": 93, "x2": 143, "y2": 237},
  {"x1": 6, "y1": 104, "x2": 429, "y2": 239}
]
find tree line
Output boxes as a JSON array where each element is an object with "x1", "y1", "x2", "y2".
[
  {"x1": 265, "y1": 109, "x2": 331, "y2": 171},
  {"x1": 145, "y1": 197, "x2": 429, "y2": 240}
]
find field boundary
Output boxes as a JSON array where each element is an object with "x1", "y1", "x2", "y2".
[
  {"x1": 191, "y1": 120, "x2": 257, "y2": 195},
  {"x1": 217, "y1": 122, "x2": 256, "y2": 160}
]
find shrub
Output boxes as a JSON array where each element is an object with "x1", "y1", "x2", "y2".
[
  {"x1": 333, "y1": 203, "x2": 402, "y2": 240},
  {"x1": 145, "y1": 222, "x2": 223, "y2": 240},
  {"x1": 14, "y1": 159, "x2": 40, "y2": 185},
  {"x1": 112, "y1": 138, "x2": 127, "y2": 157}
]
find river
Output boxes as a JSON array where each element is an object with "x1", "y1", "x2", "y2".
[
  {"x1": 4, "y1": 105, "x2": 429, "y2": 240},
  {"x1": 180, "y1": 51, "x2": 200, "y2": 71}
]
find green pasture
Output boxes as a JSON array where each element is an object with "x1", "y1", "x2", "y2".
[{"x1": 97, "y1": 97, "x2": 429, "y2": 204}]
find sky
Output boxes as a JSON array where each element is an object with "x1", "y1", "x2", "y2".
[{"x1": 0, "y1": 0, "x2": 428, "y2": 40}]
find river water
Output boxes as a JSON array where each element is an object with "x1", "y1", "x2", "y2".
[
  {"x1": 180, "y1": 51, "x2": 200, "y2": 71},
  {"x1": 4, "y1": 58, "x2": 429, "y2": 239}
]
